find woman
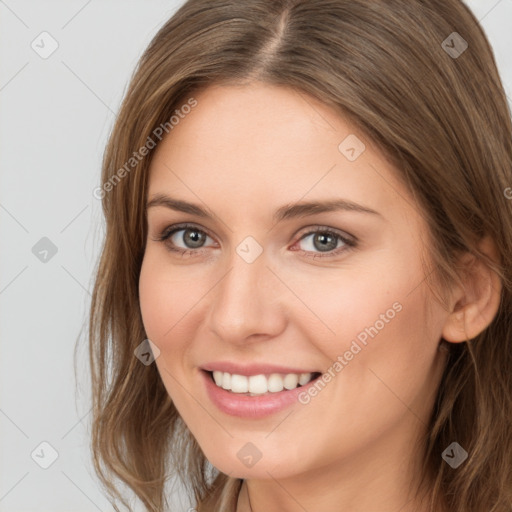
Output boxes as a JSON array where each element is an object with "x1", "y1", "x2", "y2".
[{"x1": 88, "y1": 1, "x2": 512, "y2": 511}]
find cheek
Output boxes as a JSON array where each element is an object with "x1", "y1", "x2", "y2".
[
  {"x1": 139, "y1": 258, "x2": 167, "y2": 341},
  {"x1": 138, "y1": 256, "x2": 197, "y2": 403},
  {"x1": 280, "y1": 248, "x2": 440, "y2": 412},
  {"x1": 139, "y1": 253, "x2": 204, "y2": 343},
  {"x1": 275, "y1": 254, "x2": 424, "y2": 359},
  {"x1": 321, "y1": 284, "x2": 440, "y2": 432}
]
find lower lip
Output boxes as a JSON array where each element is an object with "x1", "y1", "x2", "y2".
[{"x1": 201, "y1": 370, "x2": 319, "y2": 419}]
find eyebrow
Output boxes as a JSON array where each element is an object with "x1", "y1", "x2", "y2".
[{"x1": 146, "y1": 194, "x2": 383, "y2": 222}]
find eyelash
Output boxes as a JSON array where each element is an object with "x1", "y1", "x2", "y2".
[{"x1": 153, "y1": 222, "x2": 357, "y2": 259}]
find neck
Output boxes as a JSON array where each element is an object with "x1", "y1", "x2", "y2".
[{"x1": 237, "y1": 472, "x2": 439, "y2": 512}]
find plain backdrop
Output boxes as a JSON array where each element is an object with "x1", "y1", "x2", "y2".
[{"x1": 1, "y1": 1, "x2": 511, "y2": 511}]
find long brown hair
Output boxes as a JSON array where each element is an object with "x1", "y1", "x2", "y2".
[{"x1": 88, "y1": 1, "x2": 512, "y2": 510}]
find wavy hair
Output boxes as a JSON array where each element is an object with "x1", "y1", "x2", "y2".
[{"x1": 87, "y1": 0, "x2": 512, "y2": 510}]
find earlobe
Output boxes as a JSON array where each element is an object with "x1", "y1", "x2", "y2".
[{"x1": 441, "y1": 236, "x2": 502, "y2": 344}]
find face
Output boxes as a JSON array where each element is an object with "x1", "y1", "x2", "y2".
[{"x1": 139, "y1": 82, "x2": 450, "y2": 482}]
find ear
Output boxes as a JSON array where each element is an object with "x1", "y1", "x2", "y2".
[{"x1": 441, "y1": 235, "x2": 502, "y2": 343}]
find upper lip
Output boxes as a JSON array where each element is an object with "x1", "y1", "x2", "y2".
[{"x1": 201, "y1": 361, "x2": 319, "y2": 376}]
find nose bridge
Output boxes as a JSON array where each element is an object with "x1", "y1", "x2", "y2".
[{"x1": 208, "y1": 245, "x2": 284, "y2": 342}]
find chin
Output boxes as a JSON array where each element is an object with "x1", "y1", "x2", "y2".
[{"x1": 201, "y1": 441, "x2": 304, "y2": 480}]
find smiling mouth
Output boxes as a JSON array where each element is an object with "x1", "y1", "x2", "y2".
[{"x1": 206, "y1": 370, "x2": 322, "y2": 396}]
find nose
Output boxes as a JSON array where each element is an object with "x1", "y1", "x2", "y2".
[{"x1": 207, "y1": 248, "x2": 287, "y2": 345}]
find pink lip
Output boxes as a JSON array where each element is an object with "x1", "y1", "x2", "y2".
[
  {"x1": 202, "y1": 361, "x2": 317, "y2": 376},
  {"x1": 201, "y1": 369, "x2": 320, "y2": 419}
]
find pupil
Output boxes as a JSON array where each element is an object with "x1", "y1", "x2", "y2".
[
  {"x1": 314, "y1": 233, "x2": 336, "y2": 252},
  {"x1": 185, "y1": 229, "x2": 205, "y2": 248}
]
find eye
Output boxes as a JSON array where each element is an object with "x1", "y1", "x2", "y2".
[
  {"x1": 153, "y1": 223, "x2": 216, "y2": 257},
  {"x1": 153, "y1": 223, "x2": 357, "y2": 259},
  {"x1": 292, "y1": 227, "x2": 356, "y2": 258}
]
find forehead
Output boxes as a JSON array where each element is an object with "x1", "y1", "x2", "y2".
[
  {"x1": 159, "y1": 82, "x2": 356, "y2": 158},
  {"x1": 147, "y1": 83, "x2": 414, "y2": 225}
]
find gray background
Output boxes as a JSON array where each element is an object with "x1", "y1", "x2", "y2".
[{"x1": 1, "y1": 1, "x2": 511, "y2": 510}]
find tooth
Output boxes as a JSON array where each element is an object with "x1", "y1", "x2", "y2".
[
  {"x1": 222, "y1": 372, "x2": 231, "y2": 390},
  {"x1": 213, "y1": 371, "x2": 315, "y2": 393},
  {"x1": 283, "y1": 373, "x2": 299, "y2": 390},
  {"x1": 248, "y1": 374, "x2": 268, "y2": 394},
  {"x1": 213, "y1": 371, "x2": 223, "y2": 386},
  {"x1": 267, "y1": 373, "x2": 284, "y2": 392},
  {"x1": 231, "y1": 374, "x2": 249, "y2": 393},
  {"x1": 299, "y1": 373, "x2": 312, "y2": 386}
]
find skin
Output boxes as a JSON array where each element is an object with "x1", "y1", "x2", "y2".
[{"x1": 138, "y1": 82, "x2": 501, "y2": 512}]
